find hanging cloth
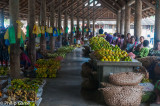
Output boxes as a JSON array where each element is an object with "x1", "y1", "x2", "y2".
[
  {"x1": 4, "y1": 29, "x2": 9, "y2": 40},
  {"x1": 26, "y1": 25, "x2": 29, "y2": 37},
  {"x1": 41, "y1": 26, "x2": 45, "y2": 34},
  {"x1": 53, "y1": 28, "x2": 58, "y2": 37},
  {"x1": 8, "y1": 26, "x2": 16, "y2": 44},
  {"x1": 65, "y1": 26, "x2": 69, "y2": 34}
]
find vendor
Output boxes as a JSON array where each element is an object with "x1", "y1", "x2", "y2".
[
  {"x1": 134, "y1": 36, "x2": 144, "y2": 55},
  {"x1": 20, "y1": 47, "x2": 31, "y2": 70},
  {"x1": 137, "y1": 40, "x2": 149, "y2": 58},
  {"x1": 149, "y1": 40, "x2": 160, "y2": 56},
  {"x1": 126, "y1": 36, "x2": 137, "y2": 53}
]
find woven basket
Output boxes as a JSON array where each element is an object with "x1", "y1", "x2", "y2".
[
  {"x1": 99, "y1": 86, "x2": 143, "y2": 106},
  {"x1": 101, "y1": 82, "x2": 117, "y2": 88},
  {"x1": 137, "y1": 56, "x2": 159, "y2": 69},
  {"x1": 109, "y1": 72, "x2": 144, "y2": 86}
]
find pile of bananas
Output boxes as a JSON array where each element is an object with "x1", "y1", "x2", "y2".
[
  {"x1": 0, "y1": 67, "x2": 9, "y2": 76},
  {"x1": 7, "y1": 79, "x2": 42, "y2": 102},
  {"x1": 36, "y1": 59, "x2": 60, "y2": 78}
]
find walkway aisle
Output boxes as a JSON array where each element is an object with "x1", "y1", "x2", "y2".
[{"x1": 40, "y1": 48, "x2": 100, "y2": 106}]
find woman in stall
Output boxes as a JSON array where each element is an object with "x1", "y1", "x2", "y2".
[
  {"x1": 149, "y1": 40, "x2": 160, "y2": 56},
  {"x1": 126, "y1": 36, "x2": 137, "y2": 53},
  {"x1": 134, "y1": 36, "x2": 145, "y2": 55},
  {"x1": 20, "y1": 47, "x2": 31, "y2": 71}
]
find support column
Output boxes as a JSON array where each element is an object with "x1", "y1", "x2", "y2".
[
  {"x1": 76, "y1": 1, "x2": 80, "y2": 37},
  {"x1": 28, "y1": 0, "x2": 36, "y2": 66},
  {"x1": 58, "y1": 0, "x2": 62, "y2": 47},
  {"x1": 9, "y1": 0, "x2": 21, "y2": 78},
  {"x1": 154, "y1": 0, "x2": 160, "y2": 47},
  {"x1": 64, "y1": 12, "x2": 68, "y2": 39},
  {"x1": 71, "y1": 0, "x2": 74, "y2": 44},
  {"x1": 124, "y1": 4, "x2": 131, "y2": 36},
  {"x1": 120, "y1": 9, "x2": 125, "y2": 34},
  {"x1": 47, "y1": 16, "x2": 50, "y2": 27},
  {"x1": 56, "y1": 18, "x2": 58, "y2": 27},
  {"x1": 134, "y1": 0, "x2": 142, "y2": 41},
  {"x1": 82, "y1": 0, "x2": 85, "y2": 38},
  {"x1": 0, "y1": 9, "x2": 4, "y2": 27},
  {"x1": 117, "y1": 10, "x2": 121, "y2": 34},
  {"x1": 40, "y1": 0, "x2": 46, "y2": 52},
  {"x1": 50, "y1": 0, "x2": 55, "y2": 53},
  {"x1": 87, "y1": 0, "x2": 90, "y2": 36},
  {"x1": 93, "y1": 0, "x2": 95, "y2": 36}
]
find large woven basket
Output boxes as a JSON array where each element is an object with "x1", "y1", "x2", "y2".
[
  {"x1": 137, "y1": 56, "x2": 159, "y2": 69},
  {"x1": 99, "y1": 86, "x2": 143, "y2": 106},
  {"x1": 109, "y1": 72, "x2": 144, "y2": 86}
]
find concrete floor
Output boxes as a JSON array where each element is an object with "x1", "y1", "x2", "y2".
[
  {"x1": 40, "y1": 48, "x2": 159, "y2": 106},
  {"x1": 40, "y1": 48, "x2": 104, "y2": 106}
]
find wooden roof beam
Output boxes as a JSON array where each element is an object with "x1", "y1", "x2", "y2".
[
  {"x1": 84, "y1": 7, "x2": 103, "y2": 19},
  {"x1": 62, "y1": 0, "x2": 79, "y2": 13},
  {"x1": 95, "y1": 9, "x2": 108, "y2": 20},
  {"x1": 141, "y1": 0, "x2": 155, "y2": 10},
  {"x1": 74, "y1": 1, "x2": 99, "y2": 17},
  {"x1": 69, "y1": 0, "x2": 88, "y2": 15},
  {"x1": 100, "y1": 0, "x2": 117, "y2": 14}
]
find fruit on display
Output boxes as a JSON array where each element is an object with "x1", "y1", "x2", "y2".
[
  {"x1": 0, "y1": 67, "x2": 9, "y2": 76},
  {"x1": 89, "y1": 37, "x2": 132, "y2": 62},
  {"x1": 89, "y1": 37, "x2": 110, "y2": 51},
  {"x1": 35, "y1": 59, "x2": 60, "y2": 78},
  {"x1": 47, "y1": 46, "x2": 75, "y2": 58},
  {"x1": 7, "y1": 79, "x2": 43, "y2": 102}
]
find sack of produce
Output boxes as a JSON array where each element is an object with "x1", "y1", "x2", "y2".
[
  {"x1": 81, "y1": 62, "x2": 92, "y2": 78},
  {"x1": 81, "y1": 78, "x2": 98, "y2": 90},
  {"x1": 99, "y1": 86, "x2": 143, "y2": 106},
  {"x1": 109, "y1": 72, "x2": 144, "y2": 86},
  {"x1": 91, "y1": 71, "x2": 97, "y2": 81},
  {"x1": 134, "y1": 66, "x2": 149, "y2": 79}
]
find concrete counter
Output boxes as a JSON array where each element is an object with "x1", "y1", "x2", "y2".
[{"x1": 92, "y1": 59, "x2": 142, "y2": 83}]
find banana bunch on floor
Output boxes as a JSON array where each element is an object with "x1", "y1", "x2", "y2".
[{"x1": 36, "y1": 59, "x2": 60, "y2": 78}]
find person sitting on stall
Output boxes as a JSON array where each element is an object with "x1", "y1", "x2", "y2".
[
  {"x1": 136, "y1": 40, "x2": 149, "y2": 58},
  {"x1": 149, "y1": 40, "x2": 160, "y2": 56},
  {"x1": 126, "y1": 36, "x2": 137, "y2": 53},
  {"x1": 20, "y1": 47, "x2": 31, "y2": 71},
  {"x1": 134, "y1": 36, "x2": 145, "y2": 55}
]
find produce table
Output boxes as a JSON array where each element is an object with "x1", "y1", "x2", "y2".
[{"x1": 92, "y1": 59, "x2": 142, "y2": 83}]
